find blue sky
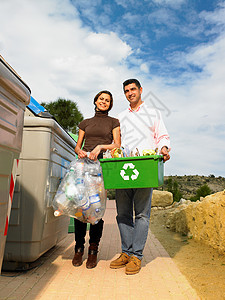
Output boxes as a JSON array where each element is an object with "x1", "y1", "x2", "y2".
[
  {"x1": 0, "y1": 0, "x2": 225, "y2": 177},
  {"x1": 71, "y1": 0, "x2": 220, "y2": 78}
]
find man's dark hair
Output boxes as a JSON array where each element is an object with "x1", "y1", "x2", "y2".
[{"x1": 123, "y1": 79, "x2": 141, "y2": 91}]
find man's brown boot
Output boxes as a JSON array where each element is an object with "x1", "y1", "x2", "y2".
[
  {"x1": 110, "y1": 253, "x2": 130, "y2": 269},
  {"x1": 86, "y1": 243, "x2": 98, "y2": 269},
  {"x1": 72, "y1": 248, "x2": 84, "y2": 267},
  {"x1": 125, "y1": 255, "x2": 141, "y2": 275}
]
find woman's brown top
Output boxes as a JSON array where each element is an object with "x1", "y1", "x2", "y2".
[{"x1": 79, "y1": 110, "x2": 120, "y2": 152}]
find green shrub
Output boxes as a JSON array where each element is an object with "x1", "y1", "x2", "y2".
[
  {"x1": 190, "y1": 184, "x2": 212, "y2": 201},
  {"x1": 166, "y1": 177, "x2": 183, "y2": 202}
]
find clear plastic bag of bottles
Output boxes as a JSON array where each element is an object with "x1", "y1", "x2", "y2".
[{"x1": 53, "y1": 157, "x2": 107, "y2": 225}]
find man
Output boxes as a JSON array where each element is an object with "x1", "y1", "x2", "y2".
[{"x1": 110, "y1": 79, "x2": 170, "y2": 275}]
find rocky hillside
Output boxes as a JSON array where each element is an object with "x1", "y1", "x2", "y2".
[{"x1": 161, "y1": 175, "x2": 225, "y2": 200}]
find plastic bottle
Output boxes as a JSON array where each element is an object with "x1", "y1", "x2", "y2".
[
  {"x1": 80, "y1": 195, "x2": 90, "y2": 211},
  {"x1": 53, "y1": 192, "x2": 74, "y2": 216},
  {"x1": 74, "y1": 160, "x2": 86, "y2": 205},
  {"x1": 96, "y1": 172, "x2": 106, "y2": 217},
  {"x1": 64, "y1": 166, "x2": 79, "y2": 203},
  {"x1": 74, "y1": 208, "x2": 83, "y2": 219},
  {"x1": 103, "y1": 149, "x2": 111, "y2": 158},
  {"x1": 96, "y1": 173, "x2": 104, "y2": 197},
  {"x1": 88, "y1": 161, "x2": 101, "y2": 176},
  {"x1": 85, "y1": 172, "x2": 102, "y2": 220},
  {"x1": 81, "y1": 203, "x2": 92, "y2": 221}
]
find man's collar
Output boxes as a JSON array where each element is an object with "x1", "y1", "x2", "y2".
[{"x1": 128, "y1": 101, "x2": 144, "y2": 112}]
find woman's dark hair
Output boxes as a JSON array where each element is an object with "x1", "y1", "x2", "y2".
[
  {"x1": 93, "y1": 90, "x2": 113, "y2": 112},
  {"x1": 123, "y1": 79, "x2": 141, "y2": 92}
]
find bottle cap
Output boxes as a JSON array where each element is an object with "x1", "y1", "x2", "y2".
[{"x1": 54, "y1": 210, "x2": 61, "y2": 217}]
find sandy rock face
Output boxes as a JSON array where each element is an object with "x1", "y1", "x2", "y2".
[
  {"x1": 152, "y1": 190, "x2": 173, "y2": 207},
  {"x1": 166, "y1": 191, "x2": 225, "y2": 254}
]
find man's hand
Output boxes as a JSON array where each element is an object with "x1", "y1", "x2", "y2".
[{"x1": 160, "y1": 146, "x2": 170, "y2": 162}]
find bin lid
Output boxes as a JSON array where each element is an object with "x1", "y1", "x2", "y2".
[
  {"x1": 28, "y1": 96, "x2": 45, "y2": 114},
  {"x1": 26, "y1": 97, "x2": 77, "y2": 147},
  {"x1": 27, "y1": 96, "x2": 53, "y2": 118},
  {"x1": 0, "y1": 55, "x2": 31, "y2": 95}
]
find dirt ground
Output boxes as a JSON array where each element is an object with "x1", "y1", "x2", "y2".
[{"x1": 149, "y1": 208, "x2": 225, "y2": 300}]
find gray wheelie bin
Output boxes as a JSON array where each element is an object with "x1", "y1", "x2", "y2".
[
  {"x1": 2, "y1": 99, "x2": 76, "y2": 270},
  {"x1": 0, "y1": 56, "x2": 31, "y2": 273}
]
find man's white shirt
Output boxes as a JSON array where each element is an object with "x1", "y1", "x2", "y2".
[{"x1": 118, "y1": 102, "x2": 170, "y2": 155}]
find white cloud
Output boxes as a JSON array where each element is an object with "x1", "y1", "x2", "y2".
[
  {"x1": 115, "y1": 0, "x2": 132, "y2": 8},
  {"x1": 151, "y1": 31, "x2": 225, "y2": 176},
  {"x1": 140, "y1": 63, "x2": 149, "y2": 73},
  {"x1": 84, "y1": 32, "x2": 131, "y2": 62},
  {"x1": 200, "y1": 1, "x2": 225, "y2": 27},
  {"x1": 122, "y1": 12, "x2": 141, "y2": 27},
  {"x1": 0, "y1": 0, "x2": 132, "y2": 118},
  {"x1": 148, "y1": 8, "x2": 176, "y2": 25},
  {"x1": 151, "y1": 0, "x2": 186, "y2": 8}
]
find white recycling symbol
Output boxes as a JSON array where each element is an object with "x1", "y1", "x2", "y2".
[{"x1": 120, "y1": 163, "x2": 139, "y2": 181}]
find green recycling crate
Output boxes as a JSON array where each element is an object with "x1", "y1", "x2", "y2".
[{"x1": 99, "y1": 155, "x2": 164, "y2": 189}]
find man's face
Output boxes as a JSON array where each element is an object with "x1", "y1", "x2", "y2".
[{"x1": 124, "y1": 83, "x2": 142, "y2": 106}]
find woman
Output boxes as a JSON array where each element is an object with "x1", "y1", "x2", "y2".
[{"x1": 73, "y1": 90, "x2": 121, "y2": 269}]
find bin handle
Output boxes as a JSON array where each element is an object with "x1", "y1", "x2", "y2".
[{"x1": 52, "y1": 147, "x2": 58, "y2": 153}]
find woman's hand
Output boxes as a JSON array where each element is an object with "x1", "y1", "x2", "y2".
[
  {"x1": 89, "y1": 145, "x2": 101, "y2": 161},
  {"x1": 75, "y1": 129, "x2": 86, "y2": 159},
  {"x1": 78, "y1": 149, "x2": 88, "y2": 159}
]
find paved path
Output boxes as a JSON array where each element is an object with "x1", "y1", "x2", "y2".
[{"x1": 0, "y1": 200, "x2": 200, "y2": 300}]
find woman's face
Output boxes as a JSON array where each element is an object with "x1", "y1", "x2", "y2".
[{"x1": 95, "y1": 93, "x2": 111, "y2": 111}]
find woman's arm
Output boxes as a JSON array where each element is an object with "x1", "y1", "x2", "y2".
[
  {"x1": 75, "y1": 129, "x2": 88, "y2": 159},
  {"x1": 89, "y1": 126, "x2": 121, "y2": 160}
]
